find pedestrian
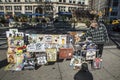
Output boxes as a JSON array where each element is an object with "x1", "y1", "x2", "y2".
[{"x1": 76, "y1": 18, "x2": 109, "y2": 58}]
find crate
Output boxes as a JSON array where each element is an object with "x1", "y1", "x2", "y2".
[{"x1": 59, "y1": 48, "x2": 73, "y2": 59}]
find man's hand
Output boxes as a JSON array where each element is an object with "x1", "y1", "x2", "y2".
[{"x1": 74, "y1": 34, "x2": 81, "y2": 44}]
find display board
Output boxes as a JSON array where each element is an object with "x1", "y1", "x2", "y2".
[{"x1": 5, "y1": 29, "x2": 74, "y2": 71}]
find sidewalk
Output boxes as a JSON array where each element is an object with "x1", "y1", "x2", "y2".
[
  {"x1": 0, "y1": 38, "x2": 7, "y2": 49},
  {"x1": 0, "y1": 48, "x2": 120, "y2": 80}
]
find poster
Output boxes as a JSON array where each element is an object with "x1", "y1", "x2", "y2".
[
  {"x1": 14, "y1": 40, "x2": 24, "y2": 47},
  {"x1": 6, "y1": 31, "x2": 13, "y2": 38},
  {"x1": 28, "y1": 34, "x2": 37, "y2": 43},
  {"x1": 35, "y1": 43, "x2": 45, "y2": 52},
  {"x1": 9, "y1": 29, "x2": 18, "y2": 34},
  {"x1": 70, "y1": 56, "x2": 82, "y2": 69},
  {"x1": 36, "y1": 34, "x2": 45, "y2": 43},
  {"x1": 27, "y1": 43, "x2": 45, "y2": 52},
  {"x1": 60, "y1": 35, "x2": 67, "y2": 45},
  {"x1": 16, "y1": 54, "x2": 24, "y2": 64},
  {"x1": 36, "y1": 53, "x2": 47, "y2": 65},
  {"x1": 7, "y1": 54, "x2": 16, "y2": 63},
  {"x1": 7, "y1": 47, "x2": 16, "y2": 54},
  {"x1": 27, "y1": 43, "x2": 36, "y2": 52},
  {"x1": 52, "y1": 35, "x2": 60, "y2": 44},
  {"x1": 86, "y1": 49, "x2": 96, "y2": 60},
  {"x1": 7, "y1": 31, "x2": 24, "y2": 47},
  {"x1": 45, "y1": 35, "x2": 52, "y2": 43},
  {"x1": 14, "y1": 32, "x2": 24, "y2": 40},
  {"x1": 46, "y1": 48, "x2": 57, "y2": 62}
]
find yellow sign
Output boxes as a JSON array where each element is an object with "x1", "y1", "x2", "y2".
[{"x1": 109, "y1": 8, "x2": 112, "y2": 12}]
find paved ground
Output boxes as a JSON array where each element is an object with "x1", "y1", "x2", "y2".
[{"x1": 0, "y1": 47, "x2": 120, "y2": 80}]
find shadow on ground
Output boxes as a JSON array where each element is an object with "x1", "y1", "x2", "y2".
[
  {"x1": 74, "y1": 70, "x2": 93, "y2": 80},
  {"x1": 74, "y1": 63, "x2": 93, "y2": 80},
  {"x1": 0, "y1": 59, "x2": 9, "y2": 69}
]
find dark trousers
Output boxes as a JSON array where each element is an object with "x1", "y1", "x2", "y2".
[{"x1": 96, "y1": 44, "x2": 104, "y2": 57}]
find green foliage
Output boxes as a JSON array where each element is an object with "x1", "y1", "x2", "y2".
[{"x1": 32, "y1": 18, "x2": 36, "y2": 22}]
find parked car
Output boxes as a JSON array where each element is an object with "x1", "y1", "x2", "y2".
[{"x1": 112, "y1": 20, "x2": 119, "y2": 25}]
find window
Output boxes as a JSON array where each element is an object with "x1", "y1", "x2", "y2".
[
  {"x1": 63, "y1": 7, "x2": 65, "y2": 11},
  {"x1": 73, "y1": 1, "x2": 75, "y2": 3},
  {"x1": 25, "y1": 0, "x2": 32, "y2": 2},
  {"x1": 78, "y1": 2, "x2": 81, "y2": 4},
  {"x1": 113, "y1": 0, "x2": 118, "y2": 2},
  {"x1": 5, "y1": 6, "x2": 12, "y2": 10},
  {"x1": 59, "y1": 0, "x2": 62, "y2": 2},
  {"x1": 5, "y1": 0, "x2": 12, "y2": 2},
  {"x1": 68, "y1": 7, "x2": 72, "y2": 12},
  {"x1": 5, "y1": 0, "x2": 11, "y2": 2},
  {"x1": 113, "y1": 2, "x2": 118, "y2": 7},
  {"x1": 111, "y1": 12, "x2": 118, "y2": 16},
  {"x1": 69, "y1": 0, "x2": 72, "y2": 3},
  {"x1": 58, "y1": 6, "x2": 66, "y2": 12},
  {"x1": 9, "y1": 0, "x2": 12, "y2": 2},
  {"x1": 0, "y1": 6, "x2": 4, "y2": 10},
  {"x1": 14, "y1": 0, "x2": 20, "y2": 2},
  {"x1": 35, "y1": 0, "x2": 41, "y2": 2},
  {"x1": 46, "y1": 6, "x2": 53, "y2": 11},
  {"x1": 14, "y1": 6, "x2": 21, "y2": 10},
  {"x1": 63, "y1": 0, "x2": 66, "y2": 2},
  {"x1": 82, "y1": 2, "x2": 84, "y2": 5},
  {"x1": 25, "y1": 6, "x2": 32, "y2": 10}
]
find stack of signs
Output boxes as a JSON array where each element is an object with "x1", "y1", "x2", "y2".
[
  {"x1": 23, "y1": 52, "x2": 36, "y2": 70},
  {"x1": 5, "y1": 29, "x2": 25, "y2": 71},
  {"x1": 26, "y1": 34, "x2": 68, "y2": 52},
  {"x1": 91, "y1": 58, "x2": 102, "y2": 69},
  {"x1": 46, "y1": 48, "x2": 57, "y2": 62},
  {"x1": 23, "y1": 58, "x2": 35, "y2": 70},
  {"x1": 86, "y1": 43, "x2": 97, "y2": 60},
  {"x1": 69, "y1": 55, "x2": 82, "y2": 70},
  {"x1": 27, "y1": 43, "x2": 45, "y2": 52},
  {"x1": 86, "y1": 49, "x2": 96, "y2": 60}
]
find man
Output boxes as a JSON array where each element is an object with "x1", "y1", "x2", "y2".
[{"x1": 78, "y1": 19, "x2": 109, "y2": 58}]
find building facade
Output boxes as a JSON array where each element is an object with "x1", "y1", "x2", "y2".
[
  {"x1": 92, "y1": 0, "x2": 120, "y2": 20},
  {"x1": 0, "y1": 0, "x2": 89, "y2": 18},
  {"x1": 107, "y1": 0, "x2": 120, "y2": 20}
]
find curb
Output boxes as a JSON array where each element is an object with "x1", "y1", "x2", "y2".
[
  {"x1": 104, "y1": 45, "x2": 117, "y2": 49},
  {"x1": 0, "y1": 42, "x2": 7, "y2": 46}
]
